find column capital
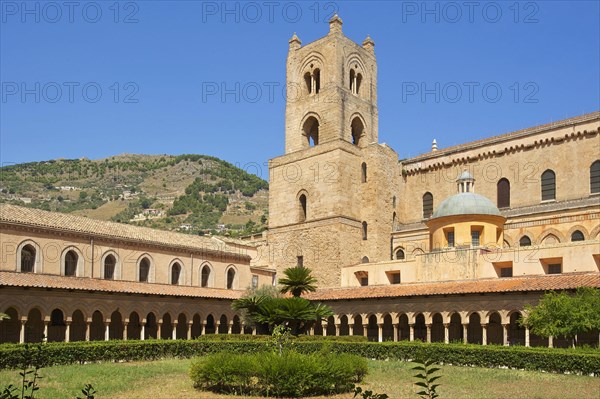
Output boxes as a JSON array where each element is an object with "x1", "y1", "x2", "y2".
[{"x1": 443, "y1": 323, "x2": 450, "y2": 328}]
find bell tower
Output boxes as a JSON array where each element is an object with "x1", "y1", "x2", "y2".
[
  {"x1": 284, "y1": 15, "x2": 379, "y2": 153},
  {"x1": 268, "y1": 16, "x2": 397, "y2": 288}
]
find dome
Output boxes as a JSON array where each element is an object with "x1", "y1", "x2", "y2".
[{"x1": 431, "y1": 192, "x2": 501, "y2": 219}]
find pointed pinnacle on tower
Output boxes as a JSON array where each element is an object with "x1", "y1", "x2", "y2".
[
  {"x1": 329, "y1": 14, "x2": 343, "y2": 35},
  {"x1": 289, "y1": 32, "x2": 301, "y2": 50}
]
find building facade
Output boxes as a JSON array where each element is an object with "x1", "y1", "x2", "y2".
[{"x1": 1, "y1": 16, "x2": 599, "y2": 347}]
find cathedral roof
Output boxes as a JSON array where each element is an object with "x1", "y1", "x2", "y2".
[{"x1": 431, "y1": 192, "x2": 501, "y2": 219}]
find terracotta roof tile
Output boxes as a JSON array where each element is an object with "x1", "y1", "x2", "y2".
[
  {"x1": 306, "y1": 273, "x2": 600, "y2": 301},
  {"x1": 0, "y1": 271, "x2": 242, "y2": 300},
  {"x1": 0, "y1": 204, "x2": 249, "y2": 261}
]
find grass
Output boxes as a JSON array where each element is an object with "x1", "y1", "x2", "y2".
[{"x1": 0, "y1": 358, "x2": 598, "y2": 399}]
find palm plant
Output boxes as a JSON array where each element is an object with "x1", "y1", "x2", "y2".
[{"x1": 278, "y1": 267, "x2": 317, "y2": 297}]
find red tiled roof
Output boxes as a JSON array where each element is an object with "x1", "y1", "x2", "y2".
[
  {"x1": 306, "y1": 273, "x2": 600, "y2": 301},
  {"x1": 0, "y1": 271, "x2": 243, "y2": 300}
]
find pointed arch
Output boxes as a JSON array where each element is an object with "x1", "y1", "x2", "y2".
[
  {"x1": 16, "y1": 240, "x2": 41, "y2": 273},
  {"x1": 225, "y1": 265, "x2": 238, "y2": 290},
  {"x1": 101, "y1": 251, "x2": 120, "y2": 280},
  {"x1": 199, "y1": 262, "x2": 214, "y2": 288},
  {"x1": 60, "y1": 246, "x2": 84, "y2": 277},
  {"x1": 169, "y1": 259, "x2": 184, "y2": 285},
  {"x1": 137, "y1": 254, "x2": 154, "y2": 283},
  {"x1": 300, "y1": 113, "x2": 320, "y2": 148}
]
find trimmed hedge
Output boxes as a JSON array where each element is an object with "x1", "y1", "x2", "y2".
[
  {"x1": 0, "y1": 339, "x2": 598, "y2": 375},
  {"x1": 189, "y1": 351, "x2": 367, "y2": 397}
]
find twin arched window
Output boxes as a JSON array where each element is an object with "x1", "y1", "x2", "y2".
[
  {"x1": 304, "y1": 68, "x2": 320, "y2": 95},
  {"x1": 349, "y1": 68, "x2": 362, "y2": 95}
]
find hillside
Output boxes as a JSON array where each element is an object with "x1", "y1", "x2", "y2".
[{"x1": 0, "y1": 154, "x2": 269, "y2": 237}]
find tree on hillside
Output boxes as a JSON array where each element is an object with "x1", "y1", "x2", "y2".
[
  {"x1": 278, "y1": 267, "x2": 317, "y2": 297},
  {"x1": 521, "y1": 287, "x2": 600, "y2": 348}
]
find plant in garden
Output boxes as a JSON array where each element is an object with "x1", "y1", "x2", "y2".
[
  {"x1": 278, "y1": 267, "x2": 317, "y2": 297},
  {"x1": 353, "y1": 385, "x2": 389, "y2": 399},
  {"x1": 76, "y1": 384, "x2": 96, "y2": 399},
  {"x1": 522, "y1": 287, "x2": 600, "y2": 348},
  {"x1": 412, "y1": 359, "x2": 442, "y2": 399},
  {"x1": 270, "y1": 324, "x2": 293, "y2": 356}
]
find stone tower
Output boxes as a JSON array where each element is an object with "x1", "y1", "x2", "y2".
[{"x1": 267, "y1": 16, "x2": 399, "y2": 288}]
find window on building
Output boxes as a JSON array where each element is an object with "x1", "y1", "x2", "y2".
[
  {"x1": 500, "y1": 267, "x2": 513, "y2": 278},
  {"x1": 297, "y1": 256, "x2": 304, "y2": 267},
  {"x1": 519, "y1": 236, "x2": 532, "y2": 247},
  {"x1": 313, "y1": 69, "x2": 320, "y2": 94},
  {"x1": 103, "y1": 254, "x2": 116, "y2": 280},
  {"x1": 362, "y1": 221, "x2": 368, "y2": 240},
  {"x1": 304, "y1": 72, "x2": 312, "y2": 94},
  {"x1": 361, "y1": 162, "x2": 367, "y2": 182},
  {"x1": 497, "y1": 178, "x2": 510, "y2": 208},
  {"x1": 360, "y1": 276, "x2": 368, "y2": 286},
  {"x1": 64, "y1": 250, "x2": 78, "y2": 276},
  {"x1": 302, "y1": 116, "x2": 319, "y2": 147},
  {"x1": 352, "y1": 117, "x2": 365, "y2": 146},
  {"x1": 227, "y1": 268, "x2": 236, "y2": 289},
  {"x1": 591, "y1": 160, "x2": 600, "y2": 194},
  {"x1": 388, "y1": 272, "x2": 401, "y2": 285},
  {"x1": 571, "y1": 230, "x2": 585, "y2": 242},
  {"x1": 446, "y1": 230, "x2": 455, "y2": 248},
  {"x1": 422, "y1": 192, "x2": 433, "y2": 219},
  {"x1": 139, "y1": 257, "x2": 150, "y2": 282},
  {"x1": 395, "y1": 249, "x2": 405, "y2": 260},
  {"x1": 541, "y1": 169, "x2": 556, "y2": 201},
  {"x1": 171, "y1": 262, "x2": 181, "y2": 285},
  {"x1": 201, "y1": 265, "x2": 211, "y2": 287},
  {"x1": 20, "y1": 244, "x2": 36, "y2": 273},
  {"x1": 547, "y1": 264, "x2": 562, "y2": 274},
  {"x1": 251, "y1": 275, "x2": 259, "y2": 289},
  {"x1": 299, "y1": 194, "x2": 307, "y2": 222},
  {"x1": 471, "y1": 228, "x2": 481, "y2": 247},
  {"x1": 361, "y1": 256, "x2": 369, "y2": 264}
]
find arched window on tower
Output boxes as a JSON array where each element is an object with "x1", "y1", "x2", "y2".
[
  {"x1": 362, "y1": 221, "x2": 368, "y2": 240},
  {"x1": 20, "y1": 244, "x2": 36, "y2": 273},
  {"x1": 64, "y1": 250, "x2": 78, "y2": 276},
  {"x1": 541, "y1": 169, "x2": 556, "y2": 201},
  {"x1": 299, "y1": 193, "x2": 307, "y2": 222},
  {"x1": 302, "y1": 116, "x2": 319, "y2": 147},
  {"x1": 304, "y1": 72, "x2": 312, "y2": 94},
  {"x1": 361, "y1": 162, "x2": 367, "y2": 183},
  {"x1": 313, "y1": 69, "x2": 320, "y2": 94},
  {"x1": 395, "y1": 248, "x2": 405, "y2": 260},
  {"x1": 497, "y1": 178, "x2": 510, "y2": 208},
  {"x1": 422, "y1": 192, "x2": 433, "y2": 219},
  {"x1": 591, "y1": 160, "x2": 600, "y2": 194},
  {"x1": 356, "y1": 73, "x2": 362, "y2": 94},
  {"x1": 349, "y1": 67, "x2": 362, "y2": 95},
  {"x1": 351, "y1": 117, "x2": 365, "y2": 146},
  {"x1": 349, "y1": 69, "x2": 355, "y2": 92}
]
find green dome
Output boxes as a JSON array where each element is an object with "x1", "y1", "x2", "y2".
[{"x1": 431, "y1": 193, "x2": 501, "y2": 219}]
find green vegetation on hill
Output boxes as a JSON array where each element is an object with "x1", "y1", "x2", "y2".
[{"x1": 0, "y1": 154, "x2": 269, "y2": 236}]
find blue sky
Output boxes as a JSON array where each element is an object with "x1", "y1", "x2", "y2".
[{"x1": 1, "y1": 1, "x2": 598, "y2": 181}]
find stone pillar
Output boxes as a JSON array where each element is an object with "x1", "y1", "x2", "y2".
[
  {"x1": 172, "y1": 322, "x2": 178, "y2": 340},
  {"x1": 362, "y1": 324, "x2": 369, "y2": 339},
  {"x1": 309, "y1": 327, "x2": 314, "y2": 336},
  {"x1": 462, "y1": 323, "x2": 468, "y2": 344},
  {"x1": 43, "y1": 320, "x2": 49, "y2": 342},
  {"x1": 123, "y1": 322, "x2": 128, "y2": 341},
  {"x1": 481, "y1": 324, "x2": 488, "y2": 345},
  {"x1": 214, "y1": 322, "x2": 219, "y2": 335},
  {"x1": 335, "y1": 324, "x2": 340, "y2": 337},
  {"x1": 104, "y1": 322, "x2": 110, "y2": 341},
  {"x1": 240, "y1": 324, "x2": 245, "y2": 335},
  {"x1": 157, "y1": 322, "x2": 163, "y2": 339},
  {"x1": 252, "y1": 327, "x2": 256, "y2": 336},
  {"x1": 426, "y1": 324, "x2": 432, "y2": 343},
  {"x1": 409, "y1": 324, "x2": 415, "y2": 341},
  {"x1": 377, "y1": 323, "x2": 383, "y2": 343},
  {"x1": 65, "y1": 321, "x2": 71, "y2": 343},
  {"x1": 227, "y1": 323, "x2": 233, "y2": 335},
  {"x1": 502, "y1": 324, "x2": 509, "y2": 346},
  {"x1": 85, "y1": 321, "x2": 91, "y2": 341},
  {"x1": 187, "y1": 322, "x2": 193, "y2": 340},
  {"x1": 548, "y1": 335, "x2": 554, "y2": 348},
  {"x1": 349, "y1": 325, "x2": 354, "y2": 336},
  {"x1": 19, "y1": 319, "x2": 27, "y2": 344},
  {"x1": 525, "y1": 326, "x2": 530, "y2": 347},
  {"x1": 393, "y1": 325, "x2": 399, "y2": 342},
  {"x1": 443, "y1": 323, "x2": 449, "y2": 344},
  {"x1": 140, "y1": 322, "x2": 146, "y2": 341},
  {"x1": 200, "y1": 322, "x2": 206, "y2": 336},
  {"x1": 323, "y1": 325, "x2": 327, "y2": 337}
]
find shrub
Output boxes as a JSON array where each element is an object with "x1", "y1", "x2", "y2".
[{"x1": 189, "y1": 351, "x2": 367, "y2": 397}]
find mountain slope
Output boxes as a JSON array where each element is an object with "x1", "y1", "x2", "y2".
[{"x1": 0, "y1": 154, "x2": 269, "y2": 236}]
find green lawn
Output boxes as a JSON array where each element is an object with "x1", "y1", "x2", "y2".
[{"x1": 0, "y1": 358, "x2": 598, "y2": 399}]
